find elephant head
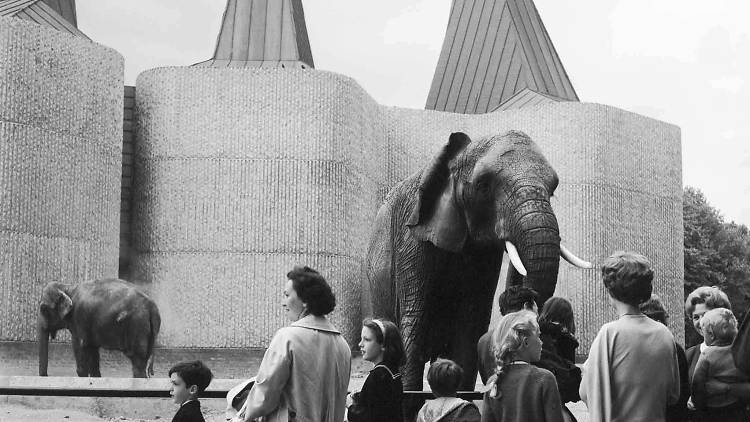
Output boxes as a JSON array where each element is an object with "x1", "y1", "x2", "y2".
[
  {"x1": 37, "y1": 282, "x2": 73, "y2": 376},
  {"x1": 406, "y1": 131, "x2": 589, "y2": 304}
]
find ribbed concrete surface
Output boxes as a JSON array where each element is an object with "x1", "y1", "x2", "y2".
[
  {"x1": 132, "y1": 68, "x2": 385, "y2": 347},
  {"x1": 0, "y1": 16, "x2": 123, "y2": 341},
  {"x1": 132, "y1": 67, "x2": 683, "y2": 351}
]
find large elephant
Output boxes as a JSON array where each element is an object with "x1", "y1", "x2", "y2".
[
  {"x1": 37, "y1": 278, "x2": 161, "y2": 378},
  {"x1": 363, "y1": 131, "x2": 590, "y2": 392}
]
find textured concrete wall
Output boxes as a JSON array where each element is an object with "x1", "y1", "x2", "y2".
[
  {"x1": 132, "y1": 68, "x2": 385, "y2": 347},
  {"x1": 0, "y1": 16, "x2": 124, "y2": 341},
  {"x1": 133, "y1": 67, "x2": 683, "y2": 351}
]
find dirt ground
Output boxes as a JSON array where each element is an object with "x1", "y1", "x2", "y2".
[
  {"x1": 1, "y1": 342, "x2": 589, "y2": 421},
  {"x1": 0, "y1": 399, "x2": 590, "y2": 422},
  {"x1": 0, "y1": 342, "x2": 368, "y2": 421},
  {"x1": 1, "y1": 402, "x2": 168, "y2": 422},
  {"x1": 0, "y1": 399, "x2": 228, "y2": 422}
]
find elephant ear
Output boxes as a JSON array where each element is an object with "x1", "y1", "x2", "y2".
[
  {"x1": 406, "y1": 132, "x2": 471, "y2": 252},
  {"x1": 56, "y1": 290, "x2": 73, "y2": 319}
]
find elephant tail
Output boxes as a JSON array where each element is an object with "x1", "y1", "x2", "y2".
[
  {"x1": 146, "y1": 303, "x2": 161, "y2": 377},
  {"x1": 147, "y1": 351, "x2": 155, "y2": 377}
]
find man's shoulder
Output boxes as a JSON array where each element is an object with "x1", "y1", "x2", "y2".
[
  {"x1": 478, "y1": 331, "x2": 491, "y2": 348},
  {"x1": 477, "y1": 331, "x2": 493, "y2": 362}
]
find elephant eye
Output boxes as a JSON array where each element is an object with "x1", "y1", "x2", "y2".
[
  {"x1": 476, "y1": 181, "x2": 489, "y2": 195},
  {"x1": 477, "y1": 176, "x2": 496, "y2": 194}
]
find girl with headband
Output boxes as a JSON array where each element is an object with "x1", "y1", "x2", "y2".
[{"x1": 347, "y1": 318, "x2": 406, "y2": 422}]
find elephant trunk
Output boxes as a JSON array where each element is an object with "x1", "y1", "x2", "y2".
[
  {"x1": 37, "y1": 315, "x2": 49, "y2": 376},
  {"x1": 505, "y1": 189, "x2": 561, "y2": 306}
]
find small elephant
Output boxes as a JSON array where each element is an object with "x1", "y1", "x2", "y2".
[
  {"x1": 363, "y1": 131, "x2": 590, "y2": 391},
  {"x1": 37, "y1": 278, "x2": 161, "y2": 378}
]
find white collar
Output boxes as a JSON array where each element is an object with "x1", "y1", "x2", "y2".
[
  {"x1": 290, "y1": 315, "x2": 341, "y2": 333},
  {"x1": 372, "y1": 364, "x2": 401, "y2": 379}
]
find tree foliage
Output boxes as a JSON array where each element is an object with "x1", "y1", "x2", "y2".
[{"x1": 683, "y1": 186, "x2": 750, "y2": 346}]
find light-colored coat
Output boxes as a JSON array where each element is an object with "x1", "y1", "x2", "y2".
[
  {"x1": 237, "y1": 315, "x2": 351, "y2": 422},
  {"x1": 580, "y1": 314, "x2": 680, "y2": 422}
]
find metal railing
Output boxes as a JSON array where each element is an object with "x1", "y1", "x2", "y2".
[{"x1": 0, "y1": 376, "x2": 483, "y2": 400}]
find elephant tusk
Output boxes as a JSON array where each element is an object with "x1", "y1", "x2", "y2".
[
  {"x1": 560, "y1": 244, "x2": 593, "y2": 269},
  {"x1": 505, "y1": 241, "x2": 527, "y2": 276}
]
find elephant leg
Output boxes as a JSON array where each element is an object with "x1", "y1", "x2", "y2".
[
  {"x1": 441, "y1": 257, "x2": 500, "y2": 390},
  {"x1": 448, "y1": 289, "x2": 495, "y2": 390},
  {"x1": 400, "y1": 312, "x2": 428, "y2": 390},
  {"x1": 130, "y1": 355, "x2": 148, "y2": 378},
  {"x1": 84, "y1": 346, "x2": 101, "y2": 377},
  {"x1": 71, "y1": 335, "x2": 87, "y2": 377},
  {"x1": 400, "y1": 311, "x2": 428, "y2": 422}
]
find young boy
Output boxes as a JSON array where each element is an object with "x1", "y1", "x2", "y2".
[
  {"x1": 169, "y1": 360, "x2": 214, "y2": 422},
  {"x1": 417, "y1": 359, "x2": 480, "y2": 422},
  {"x1": 691, "y1": 308, "x2": 749, "y2": 422}
]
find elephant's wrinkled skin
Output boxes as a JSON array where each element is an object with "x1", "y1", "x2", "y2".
[
  {"x1": 38, "y1": 278, "x2": 161, "y2": 378},
  {"x1": 364, "y1": 131, "x2": 588, "y2": 392}
]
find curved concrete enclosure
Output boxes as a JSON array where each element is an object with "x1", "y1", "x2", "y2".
[
  {"x1": 132, "y1": 68, "x2": 385, "y2": 347},
  {"x1": 0, "y1": 17, "x2": 124, "y2": 341},
  {"x1": 133, "y1": 67, "x2": 683, "y2": 350}
]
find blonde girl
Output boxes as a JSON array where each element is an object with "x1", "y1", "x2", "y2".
[{"x1": 482, "y1": 310, "x2": 564, "y2": 422}]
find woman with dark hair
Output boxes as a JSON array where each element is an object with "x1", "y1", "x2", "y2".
[
  {"x1": 347, "y1": 318, "x2": 405, "y2": 422},
  {"x1": 537, "y1": 297, "x2": 577, "y2": 362},
  {"x1": 579, "y1": 251, "x2": 680, "y2": 422},
  {"x1": 535, "y1": 297, "x2": 581, "y2": 422},
  {"x1": 232, "y1": 266, "x2": 351, "y2": 422}
]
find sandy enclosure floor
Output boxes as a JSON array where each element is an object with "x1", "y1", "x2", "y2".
[
  {"x1": 0, "y1": 400, "x2": 590, "y2": 422},
  {"x1": 1, "y1": 342, "x2": 589, "y2": 421}
]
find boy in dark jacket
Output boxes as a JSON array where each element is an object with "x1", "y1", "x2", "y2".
[
  {"x1": 169, "y1": 360, "x2": 214, "y2": 422},
  {"x1": 417, "y1": 359, "x2": 480, "y2": 422}
]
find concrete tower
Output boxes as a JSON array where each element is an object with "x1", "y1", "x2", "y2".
[
  {"x1": 195, "y1": 0, "x2": 314, "y2": 69},
  {"x1": 426, "y1": 0, "x2": 578, "y2": 113},
  {"x1": 0, "y1": 0, "x2": 86, "y2": 38}
]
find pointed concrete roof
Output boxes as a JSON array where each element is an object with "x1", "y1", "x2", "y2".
[
  {"x1": 194, "y1": 0, "x2": 314, "y2": 69},
  {"x1": 0, "y1": 0, "x2": 87, "y2": 39},
  {"x1": 426, "y1": 0, "x2": 577, "y2": 114},
  {"x1": 491, "y1": 87, "x2": 567, "y2": 112},
  {"x1": 42, "y1": 0, "x2": 76, "y2": 27}
]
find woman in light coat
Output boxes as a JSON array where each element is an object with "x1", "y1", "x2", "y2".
[
  {"x1": 232, "y1": 266, "x2": 352, "y2": 422},
  {"x1": 579, "y1": 252, "x2": 680, "y2": 422}
]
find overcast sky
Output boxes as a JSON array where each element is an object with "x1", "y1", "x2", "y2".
[{"x1": 77, "y1": 0, "x2": 750, "y2": 226}]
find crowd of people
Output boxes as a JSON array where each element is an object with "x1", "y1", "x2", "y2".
[{"x1": 166, "y1": 254, "x2": 750, "y2": 422}]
